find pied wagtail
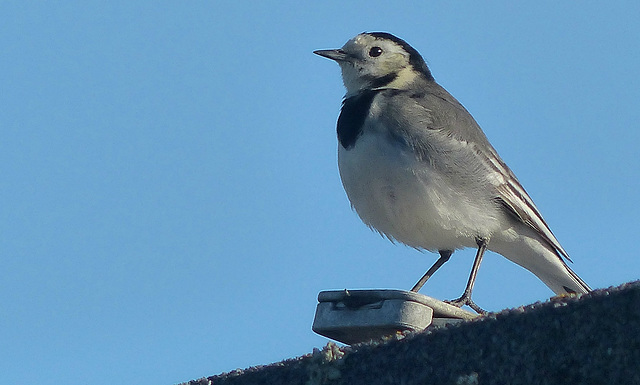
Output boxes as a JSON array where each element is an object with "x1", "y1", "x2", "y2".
[{"x1": 314, "y1": 32, "x2": 590, "y2": 313}]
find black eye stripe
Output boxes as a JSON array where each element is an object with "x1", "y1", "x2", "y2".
[{"x1": 369, "y1": 46, "x2": 383, "y2": 57}]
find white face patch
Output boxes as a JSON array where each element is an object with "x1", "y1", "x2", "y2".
[{"x1": 337, "y1": 34, "x2": 419, "y2": 95}]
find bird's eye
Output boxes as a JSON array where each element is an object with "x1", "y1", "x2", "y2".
[{"x1": 369, "y1": 47, "x2": 383, "y2": 57}]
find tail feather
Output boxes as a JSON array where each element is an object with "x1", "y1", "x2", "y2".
[
  {"x1": 554, "y1": 260, "x2": 591, "y2": 295},
  {"x1": 489, "y1": 228, "x2": 590, "y2": 296}
]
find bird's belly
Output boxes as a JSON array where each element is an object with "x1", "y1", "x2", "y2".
[{"x1": 338, "y1": 135, "x2": 500, "y2": 251}]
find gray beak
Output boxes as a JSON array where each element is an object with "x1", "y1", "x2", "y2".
[{"x1": 313, "y1": 49, "x2": 350, "y2": 62}]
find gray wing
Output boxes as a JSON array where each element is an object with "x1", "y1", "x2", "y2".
[{"x1": 376, "y1": 83, "x2": 571, "y2": 261}]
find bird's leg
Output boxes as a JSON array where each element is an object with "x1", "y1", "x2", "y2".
[
  {"x1": 410, "y1": 249, "x2": 453, "y2": 292},
  {"x1": 447, "y1": 238, "x2": 488, "y2": 314}
]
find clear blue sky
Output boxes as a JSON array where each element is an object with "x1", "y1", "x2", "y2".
[{"x1": 1, "y1": 2, "x2": 639, "y2": 384}]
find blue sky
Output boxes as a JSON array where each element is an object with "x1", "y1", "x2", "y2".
[{"x1": 1, "y1": 2, "x2": 639, "y2": 384}]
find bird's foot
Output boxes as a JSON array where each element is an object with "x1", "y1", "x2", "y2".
[{"x1": 446, "y1": 294, "x2": 487, "y2": 315}]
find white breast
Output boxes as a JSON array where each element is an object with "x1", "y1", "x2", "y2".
[{"x1": 338, "y1": 131, "x2": 503, "y2": 251}]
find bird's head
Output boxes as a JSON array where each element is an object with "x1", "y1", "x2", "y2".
[{"x1": 314, "y1": 32, "x2": 434, "y2": 96}]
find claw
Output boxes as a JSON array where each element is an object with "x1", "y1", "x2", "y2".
[
  {"x1": 444, "y1": 238, "x2": 489, "y2": 315},
  {"x1": 446, "y1": 295, "x2": 487, "y2": 315}
]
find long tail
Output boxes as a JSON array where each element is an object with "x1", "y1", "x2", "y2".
[
  {"x1": 557, "y1": 260, "x2": 591, "y2": 294},
  {"x1": 489, "y1": 229, "x2": 590, "y2": 295}
]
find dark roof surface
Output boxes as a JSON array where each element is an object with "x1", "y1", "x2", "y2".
[{"x1": 183, "y1": 281, "x2": 640, "y2": 385}]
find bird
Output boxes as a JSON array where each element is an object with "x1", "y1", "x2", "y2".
[{"x1": 314, "y1": 32, "x2": 590, "y2": 313}]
